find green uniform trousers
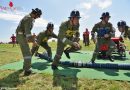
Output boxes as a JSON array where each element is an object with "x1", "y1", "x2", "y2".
[
  {"x1": 16, "y1": 34, "x2": 32, "y2": 71},
  {"x1": 31, "y1": 42, "x2": 52, "y2": 58},
  {"x1": 91, "y1": 38, "x2": 115, "y2": 61},
  {"x1": 52, "y1": 39, "x2": 80, "y2": 66}
]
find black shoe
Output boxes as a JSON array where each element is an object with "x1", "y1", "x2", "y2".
[
  {"x1": 48, "y1": 57, "x2": 53, "y2": 62},
  {"x1": 64, "y1": 50, "x2": 70, "y2": 59},
  {"x1": 24, "y1": 70, "x2": 32, "y2": 76},
  {"x1": 108, "y1": 56, "x2": 114, "y2": 62},
  {"x1": 51, "y1": 65, "x2": 58, "y2": 70},
  {"x1": 34, "y1": 52, "x2": 39, "y2": 57},
  {"x1": 89, "y1": 60, "x2": 95, "y2": 64}
]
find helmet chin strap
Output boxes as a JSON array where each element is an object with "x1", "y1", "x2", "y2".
[
  {"x1": 70, "y1": 17, "x2": 74, "y2": 26},
  {"x1": 102, "y1": 18, "x2": 108, "y2": 24},
  {"x1": 70, "y1": 17, "x2": 79, "y2": 27},
  {"x1": 69, "y1": 17, "x2": 74, "y2": 31}
]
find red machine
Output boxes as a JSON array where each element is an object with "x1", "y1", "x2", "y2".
[{"x1": 98, "y1": 37, "x2": 126, "y2": 58}]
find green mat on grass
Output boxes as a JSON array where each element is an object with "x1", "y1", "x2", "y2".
[{"x1": 0, "y1": 51, "x2": 130, "y2": 81}]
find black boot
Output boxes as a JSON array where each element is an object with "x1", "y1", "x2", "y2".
[
  {"x1": 48, "y1": 57, "x2": 53, "y2": 62},
  {"x1": 51, "y1": 64, "x2": 58, "y2": 70},
  {"x1": 108, "y1": 55, "x2": 114, "y2": 62},
  {"x1": 34, "y1": 52, "x2": 39, "y2": 57},
  {"x1": 24, "y1": 70, "x2": 32, "y2": 76},
  {"x1": 64, "y1": 50, "x2": 70, "y2": 59},
  {"x1": 91, "y1": 60, "x2": 95, "y2": 63},
  {"x1": 89, "y1": 60, "x2": 95, "y2": 64}
]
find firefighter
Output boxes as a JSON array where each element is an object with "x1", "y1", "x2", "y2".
[
  {"x1": 16, "y1": 8, "x2": 42, "y2": 75},
  {"x1": 51, "y1": 10, "x2": 81, "y2": 70},
  {"x1": 90, "y1": 12, "x2": 115, "y2": 63},
  {"x1": 31, "y1": 22, "x2": 57, "y2": 60},
  {"x1": 117, "y1": 21, "x2": 130, "y2": 40}
]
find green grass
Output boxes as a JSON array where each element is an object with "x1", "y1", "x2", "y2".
[
  {"x1": 0, "y1": 44, "x2": 22, "y2": 66},
  {"x1": 1, "y1": 70, "x2": 130, "y2": 90},
  {"x1": 0, "y1": 40, "x2": 130, "y2": 90},
  {"x1": 0, "y1": 41, "x2": 95, "y2": 66}
]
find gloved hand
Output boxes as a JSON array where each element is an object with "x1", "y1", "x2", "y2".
[
  {"x1": 27, "y1": 36, "x2": 35, "y2": 42},
  {"x1": 33, "y1": 42, "x2": 38, "y2": 47},
  {"x1": 104, "y1": 34, "x2": 109, "y2": 38},
  {"x1": 72, "y1": 42, "x2": 80, "y2": 48}
]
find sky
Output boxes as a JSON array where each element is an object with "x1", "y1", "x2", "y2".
[{"x1": 0, "y1": 0, "x2": 130, "y2": 42}]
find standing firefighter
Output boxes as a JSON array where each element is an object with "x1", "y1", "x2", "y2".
[
  {"x1": 51, "y1": 10, "x2": 81, "y2": 70},
  {"x1": 117, "y1": 21, "x2": 130, "y2": 40},
  {"x1": 90, "y1": 12, "x2": 115, "y2": 63},
  {"x1": 16, "y1": 8, "x2": 42, "y2": 76},
  {"x1": 31, "y1": 22, "x2": 57, "y2": 60},
  {"x1": 83, "y1": 28, "x2": 90, "y2": 46}
]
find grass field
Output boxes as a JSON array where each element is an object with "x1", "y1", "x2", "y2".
[{"x1": 0, "y1": 40, "x2": 130, "y2": 90}]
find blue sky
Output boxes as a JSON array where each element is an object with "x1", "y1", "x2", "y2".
[{"x1": 0, "y1": 0, "x2": 130, "y2": 42}]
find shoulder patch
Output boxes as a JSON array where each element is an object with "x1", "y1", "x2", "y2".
[
  {"x1": 108, "y1": 22, "x2": 112, "y2": 25},
  {"x1": 61, "y1": 21, "x2": 68, "y2": 26}
]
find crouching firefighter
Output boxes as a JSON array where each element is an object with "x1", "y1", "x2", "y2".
[
  {"x1": 51, "y1": 10, "x2": 81, "y2": 70},
  {"x1": 90, "y1": 12, "x2": 115, "y2": 63},
  {"x1": 117, "y1": 21, "x2": 130, "y2": 54},
  {"x1": 117, "y1": 21, "x2": 130, "y2": 40},
  {"x1": 16, "y1": 8, "x2": 42, "y2": 76},
  {"x1": 31, "y1": 22, "x2": 57, "y2": 61}
]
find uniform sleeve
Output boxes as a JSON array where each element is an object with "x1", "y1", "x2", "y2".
[
  {"x1": 74, "y1": 31, "x2": 80, "y2": 37},
  {"x1": 91, "y1": 24, "x2": 97, "y2": 39},
  {"x1": 24, "y1": 17, "x2": 35, "y2": 42},
  {"x1": 52, "y1": 33, "x2": 58, "y2": 39},
  {"x1": 127, "y1": 28, "x2": 130, "y2": 40},
  {"x1": 108, "y1": 23, "x2": 113, "y2": 37},
  {"x1": 24, "y1": 17, "x2": 33, "y2": 38},
  {"x1": 58, "y1": 23, "x2": 73, "y2": 45},
  {"x1": 36, "y1": 33, "x2": 42, "y2": 44}
]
